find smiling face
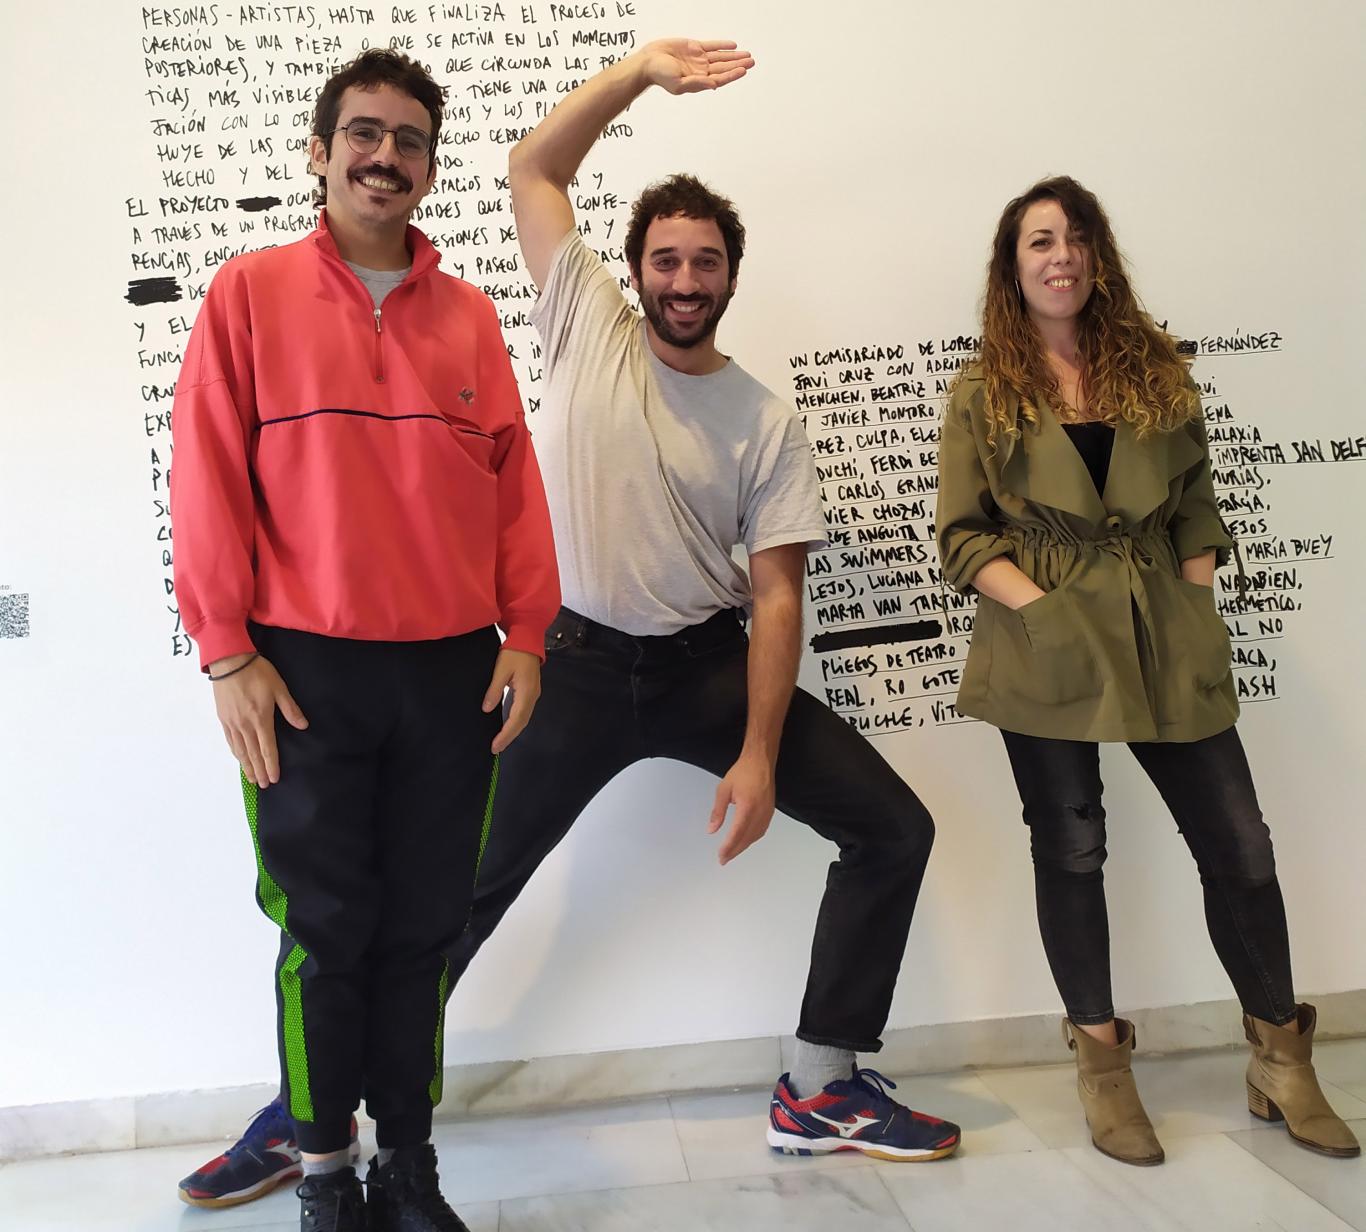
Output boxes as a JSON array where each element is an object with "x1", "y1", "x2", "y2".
[
  {"x1": 631, "y1": 214, "x2": 737, "y2": 350},
  {"x1": 1014, "y1": 198, "x2": 1093, "y2": 326},
  {"x1": 307, "y1": 83, "x2": 437, "y2": 236}
]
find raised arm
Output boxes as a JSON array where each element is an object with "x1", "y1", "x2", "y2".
[{"x1": 508, "y1": 38, "x2": 754, "y2": 289}]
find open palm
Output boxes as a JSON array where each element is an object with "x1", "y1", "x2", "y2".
[{"x1": 643, "y1": 38, "x2": 755, "y2": 95}]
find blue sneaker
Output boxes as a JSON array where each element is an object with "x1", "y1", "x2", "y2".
[
  {"x1": 767, "y1": 1067, "x2": 961, "y2": 1162},
  {"x1": 177, "y1": 1098, "x2": 360, "y2": 1208}
]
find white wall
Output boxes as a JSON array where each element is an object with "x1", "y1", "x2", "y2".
[{"x1": 2, "y1": 0, "x2": 1364, "y2": 1109}]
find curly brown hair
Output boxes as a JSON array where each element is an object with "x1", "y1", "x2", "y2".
[
  {"x1": 310, "y1": 49, "x2": 448, "y2": 206},
  {"x1": 964, "y1": 175, "x2": 1198, "y2": 446},
  {"x1": 624, "y1": 174, "x2": 745, "y2": 281}
]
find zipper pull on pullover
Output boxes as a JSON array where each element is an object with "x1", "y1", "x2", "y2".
[{"x1": 373, "y1": 306, "x2": 385, "y2": 383}]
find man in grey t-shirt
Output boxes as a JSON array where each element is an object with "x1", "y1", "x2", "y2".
[{"x1": 441, "y1": 39, "x2": 959, "y2": 1164}]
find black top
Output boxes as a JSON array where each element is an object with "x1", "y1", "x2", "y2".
[{"x1": 1062, "y1": 420, "x2": 1116, "y2": 497}]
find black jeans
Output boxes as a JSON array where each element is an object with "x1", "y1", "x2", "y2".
[
  {"x1": 446, "y1": 607, "x2": 937, "y2": 1053},
  {"x1": 251, "y1": 622, "x2": 500, "y2": 1153},
  {"x1": 1000, "y1": 726, "x2": 1296, "y2": 1027}
]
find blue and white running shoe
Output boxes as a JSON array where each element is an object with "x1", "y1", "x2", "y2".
[
  {"x1": 178, "y1": 1098, "x2": 360, "y2": 1208},
  {"x1": 767, "y1": 1067, "x2": 961, "y2": 1162}
]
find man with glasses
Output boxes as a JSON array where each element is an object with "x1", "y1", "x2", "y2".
[{"x1": 171, "y1": 49, "x2": 558, "y2": 1232}]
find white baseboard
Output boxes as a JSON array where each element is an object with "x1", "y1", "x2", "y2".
[{"x1": 4, "y1": 989, "x2": 1363, "y2": 1163}]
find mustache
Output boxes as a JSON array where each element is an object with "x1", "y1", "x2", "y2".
[
  {"x1": 662, "y1": 293, "x2": 712, "y2": 305},
  {"x1": 351, "y1": 164, "x2": 413, "y2": 192}
]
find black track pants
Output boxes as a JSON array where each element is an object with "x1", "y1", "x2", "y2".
[{"x1": 245, "y1": 622, "x2": 500, "y2": 1153}]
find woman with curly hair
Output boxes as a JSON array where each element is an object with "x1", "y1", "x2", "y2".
[{"x1": 936, "y1": 176, "x2": 1358, "y2": 1166}]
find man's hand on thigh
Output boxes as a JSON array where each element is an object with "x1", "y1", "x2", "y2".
[
  {"x1": 710, "y1": 752, "x2": 777, "y2": 865},
  {"x1": 212, "y1": 654, "x2": 309, "y2": 788},
  {"x1": 484, "y1": 648, "x2": 542, "y2": 754}
]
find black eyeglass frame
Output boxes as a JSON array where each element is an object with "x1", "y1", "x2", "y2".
[{"x1": 324, "y1": 120, "x2": 434, "y2": 162}]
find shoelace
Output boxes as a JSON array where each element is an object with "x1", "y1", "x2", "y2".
[
  {"x1": 849, "y1": 1067, "x2": 899, "y2": 1101},
  {"x1": 223, "y1": 1104, "x2": 284, "y2": 1159},
  {"x1": 850, "y1": 1068, "x2": 948, "y2": 1139},
  {"x1": 296, "y1": 1174, "x2": 363, "y2": 1221}
]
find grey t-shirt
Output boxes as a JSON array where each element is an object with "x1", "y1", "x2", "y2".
[
  {"x1": 346, "y1": 260, "x2": 411, "y2": 307},
  {"x1": 530, "y1": 230, "x2": 826, "y2": 636}
]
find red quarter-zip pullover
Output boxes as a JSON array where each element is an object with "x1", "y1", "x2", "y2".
[{"x1": 171, "y1": 214, "x2": 560, "y2": 669}]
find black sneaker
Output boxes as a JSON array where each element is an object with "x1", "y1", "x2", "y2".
[
  {"x1": 297, "y1": 1166, "x2": 368, "y2": 1232},
  {"x1": 364, "y1": 1156, "x2": 389, "y2": 1231},
  {"x1": 369, "y1": 1143, "x2": 469, "y2": 1232}
]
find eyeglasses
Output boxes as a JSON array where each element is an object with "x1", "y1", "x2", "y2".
[{"x1": 327, "y1": 120, "x2": 433, "y2": 161}]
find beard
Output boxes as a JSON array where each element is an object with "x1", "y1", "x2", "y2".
[{"x1": 639, "y1": 286, "x2": 734, "y2": 349}]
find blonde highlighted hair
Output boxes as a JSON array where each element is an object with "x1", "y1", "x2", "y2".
[{"x1": 962, "y1": 176, "x2": 1199, "y2": 447}]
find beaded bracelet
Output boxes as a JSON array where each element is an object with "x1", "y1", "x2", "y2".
[{"x1": 207, "y1": 652, "x2": 260, "y2": 682}]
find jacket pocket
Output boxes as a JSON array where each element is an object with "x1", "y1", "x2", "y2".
[
  {"x1": 1169, "y1": 577, "x2": 1232, "y2": 688},
  {"x1": 1000, "y1": 586, "x2": 1104, "y2": 705},
  {"x1": 448, "y1": 420, "x2": 497, "y2": 472},
  {"x1": 957, "y1": 597, "x2": 993, "y2": 703}
]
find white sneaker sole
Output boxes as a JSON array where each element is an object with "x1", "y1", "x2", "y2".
[{"x1": 766, "y1": 1127, "x2": 958, "y2": 1162}]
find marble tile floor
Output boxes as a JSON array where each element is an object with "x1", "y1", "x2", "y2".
[{"x1": 2, "y1": 1041, "x2": 1363, "y2": 1231}]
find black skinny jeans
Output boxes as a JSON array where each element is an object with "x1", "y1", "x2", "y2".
[
  {"x1": 1001, "y1": 726, "x2": 1296, "y2": 1027},
  {"x1": 446, "y1": 607, "x2": 938, "y2": 1053}
]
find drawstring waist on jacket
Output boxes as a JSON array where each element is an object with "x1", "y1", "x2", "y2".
[{"x1": 937, "y1": 519, "x2": 1250, "y2": 623}]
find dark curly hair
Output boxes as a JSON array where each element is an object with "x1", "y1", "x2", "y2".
[
  {"x1": 624, "y1": 174, "x2": 746, "y2": 281},
  {"x1": 962, "y1": 175, "x2": 1199, "y2": 445},
  {"x1": 310, "y1": 49, "x2": 448, "y2": 205}
]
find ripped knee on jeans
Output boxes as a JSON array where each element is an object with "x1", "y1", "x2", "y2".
[{"x1": 1026, "y1": 800, "x2": 1107, "y2": 877}]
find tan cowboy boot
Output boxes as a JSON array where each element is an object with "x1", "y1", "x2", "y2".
[
  {"x1": 1245, "y1": 1003, "x2": 1361, "y2": 1158},
  {"x1": 1065, "y1": 1018, "x2": 1165, "y2": 1165}
]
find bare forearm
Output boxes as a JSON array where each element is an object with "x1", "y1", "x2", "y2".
[
  {"x1": 1180, "y1": 549, "x2": 1217, "y2": 586},
  {"x1": 971, "y1": 557, "x2": 1047, "y2": 610},
  {"x1": 743, "y1": 597, "x2": 802, "y2": 765},
  {"x1": 509, "y1": 51, "x2": 650, "y2": 188}
]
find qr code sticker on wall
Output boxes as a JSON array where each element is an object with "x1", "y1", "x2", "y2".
[{"x1": 0, "y1": 592, "x2": 30, "y2": 639}]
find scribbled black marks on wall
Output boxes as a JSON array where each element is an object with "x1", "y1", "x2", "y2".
[
  {"x1": 809, "y1": 622, "x2": 942, "y2": 655},
  {"x1": 126, "y1": 277, "x2": 183, "y2": 305}
]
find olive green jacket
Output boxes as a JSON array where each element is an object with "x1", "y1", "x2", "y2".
[{"x1": 936, "y1": 370, "x2": 1238, "y2": 743}]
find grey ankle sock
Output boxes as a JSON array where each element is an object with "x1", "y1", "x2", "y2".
[
  {"x1": 789, "y1": 1041, "x2": 856, "y2": 1099},
  {"x1": 300, "y1": 1148, "x2": 351, "y2": 1178}
]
